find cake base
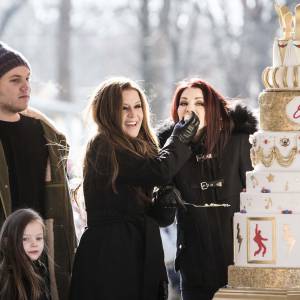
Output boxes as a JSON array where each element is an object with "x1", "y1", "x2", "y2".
[
  {"x1": 228, "y1": 266, "x2": 300, "y2": 289},
  {"x1": 213, "y1": 287, "x2": 300, "y2": 300}
]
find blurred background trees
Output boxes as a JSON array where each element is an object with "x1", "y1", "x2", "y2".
[{"x1": 2, "y1": 0, "x2": 298, "y2": 120}]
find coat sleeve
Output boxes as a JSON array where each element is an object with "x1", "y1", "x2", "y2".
[
  {"x1": 117, "y1": 136, "x2": 192, "y2": 186},
  {"x1": 238, "y1": 134, "x2": 253, "y2": 188}
]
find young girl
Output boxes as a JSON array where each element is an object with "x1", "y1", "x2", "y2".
[{"x1": 0, "y1": 208, "x2": 50, "y2": 300}]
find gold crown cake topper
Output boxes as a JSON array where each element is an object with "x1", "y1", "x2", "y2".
[
  {"x1": 261, "y1": 3, "x2": 300, "y2": 89},
  {"x1": 275, "y1": 3, "x2": 300, "y2": 40}
]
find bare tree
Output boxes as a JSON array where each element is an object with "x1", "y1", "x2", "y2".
[
  {"x1": 57, "y1": 0, "x2": 72, "y2": 102},
  {"x1": 137, "y1": 0, "x2": 199, "y2": 120},
  {"x1": 140, "y1": 0, "x2": 151, "y2": 86},
  {"x1": 0, "y1": 0, "x2": 29, "y2": 37},
  {"x1": 194, "y1": 0, "x2": 277, "y2": 102}
]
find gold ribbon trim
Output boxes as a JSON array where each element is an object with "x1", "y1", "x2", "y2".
[{"x1": 251, "y1": 146, "x2": 297, "y2": 168}]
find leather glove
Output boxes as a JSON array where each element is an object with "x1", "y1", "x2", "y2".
[
  {"x1": 171, "y1": 111, "x2": 200, "y2": 144},
  {"x1": 152, "y1": 185, "x2": 184, "y2": 208}
]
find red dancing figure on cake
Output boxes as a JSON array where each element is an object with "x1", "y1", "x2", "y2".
[{"x1": 253, "y1": 224, "x2": 268, "y2": 257}]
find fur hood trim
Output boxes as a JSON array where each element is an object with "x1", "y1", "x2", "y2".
[
  {"x1": 228, "y1": 103, "x2": 257, "y2": 134},
  {"x1": 21, "y1": 106, "x2": 64, "y2": 135}
]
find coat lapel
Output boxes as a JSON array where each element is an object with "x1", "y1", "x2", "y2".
[{"x1": 0, "y1": 142, "x2": 11, "y2": 217}]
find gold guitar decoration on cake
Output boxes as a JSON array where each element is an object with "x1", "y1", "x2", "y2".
[
  {"x1": 283, "y1": 224, "x2": 296, "y2": 254},
  {"x1": 266, "y1": 173, "x2": 275, "y2": 182},
  {"x1": 250, "y1": 174, "x2": 259, "y2": 188},
  {"x1": 264, "y1": 197, "x2": 273, "y2": 210},
  {"x1": 285, "y1": 181, "x2": 289, "y2": 191}
]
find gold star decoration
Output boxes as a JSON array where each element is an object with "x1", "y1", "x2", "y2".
[{"x1": 267, "y1": 173, "x2": 275, "y2": 182}]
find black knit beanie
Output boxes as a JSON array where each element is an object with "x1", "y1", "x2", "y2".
[{"x1": 0, "y1": 42, "x2": 30, "y2": 78}]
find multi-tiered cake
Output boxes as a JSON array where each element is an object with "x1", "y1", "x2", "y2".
[{"x1": 229, "y1": 4, "x2": 300, "y2": 290}]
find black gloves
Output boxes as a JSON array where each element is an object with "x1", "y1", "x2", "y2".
[
  {"x1": 171, "y1": 111, "x2": 200, "y2": 144},
  {"x1": 152, "y1": 185, "x2": 184, "y2": 208},
  {"x1": 150, "y1": 185, "x2": 184, "y2": 227}
]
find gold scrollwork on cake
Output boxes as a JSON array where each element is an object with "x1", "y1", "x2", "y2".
[
  {"x1": 273, "y1": 67, "x2": 280, "y2": 88},
  {"x1": 283, "y1": 224, "x2": 296, "y2": 254},
  {"x1": 262, "y1": 66, "x2": 300, "y2": 90},
  {"x1": 228, "y1": 265, "x2": 300, "y2": 289},
  {"x1": 262, "y1": 67, "x2": 272, "y2": 89},
  {"x1": 259, "y1": 67, "x2": 273, "y2": 89},
  {"x1": 283, "y1": 66, "x2": 288, "y2": 88},
  {"x1": 260, "y1": 90, "x2": 300, "y2": 130},
  {"x1": 250, "y1": 146, "x2": 297, "y2": 167}
]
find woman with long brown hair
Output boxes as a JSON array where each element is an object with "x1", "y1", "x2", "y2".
[
  {"x1": 158, "y1": 78, "x2": 257, "y2": 300},
  {"x1": 69, "y1": 77, "x2": 199, "y2": 300},
  {"x1": 0, "y1": 208, "x2": 50, "y2": 300}
]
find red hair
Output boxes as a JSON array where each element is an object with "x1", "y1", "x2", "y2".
[{"x1": 170, "y1": 78, "x2": 231, "y2": 154}]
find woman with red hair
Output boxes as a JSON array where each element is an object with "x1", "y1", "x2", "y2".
[{"x1": 158, "y1": 78, "x2": 257, "y2": 300}]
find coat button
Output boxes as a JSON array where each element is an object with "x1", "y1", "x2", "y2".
[
  {"x1": 179, "y1": 244, "x2": 183, "y2": 249},
  {"x1": 4, "y1": 184, "x2": 8, "y2": 189}
]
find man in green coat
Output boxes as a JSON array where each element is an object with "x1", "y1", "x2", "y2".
[{"x1": 0, "y1": 42, "x2": 76, "y2": 300}]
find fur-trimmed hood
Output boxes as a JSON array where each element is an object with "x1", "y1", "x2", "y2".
[
  {"x1": 21, "y1": 106, "x2": 64, "y2": 135},
  {"x1": 156, "y1": 103, "x2": 257, "y2": 146},
  {"x1": 228, "y1": 103, "x2": 257, "y2": 134}
]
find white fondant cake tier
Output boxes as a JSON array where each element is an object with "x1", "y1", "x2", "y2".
[
  {"x1": 240, "y1": 192, "x2": 300, "y2": 213},
  {"x1": 234, "y1": 213, "x2": 300, "y2": 267},
  {"x1": 246, "y1": 170, "x2": 300, "y2": 192},
  {"x1": 250, "y1": 131, "x2": 300, "y2": 170},
  {"x1": 263, "y1": 39, "x2": 300, "y2": 89},
  {"x1": 272, "y1": 39, "x2": 300, "y2": 68}
]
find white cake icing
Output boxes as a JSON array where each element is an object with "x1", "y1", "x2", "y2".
[
  {"x1": 250, "y1": 131, "x2": 300, "y2": 171},
  {"x1": 273, "y1": 39, "x2": 300, "y2": 67},
  {"x1": 233, "y1": 3, "x2": 300, "y2": 271},
  {"x1": 234, "y1": 213, "x2": 300, "y2": 268},
  {"x1": 240, "y1": 192, "x2": 300, "y2": 213},
  {"x1": 246, "y1": 170, "x2": 300, "y2": 192}
]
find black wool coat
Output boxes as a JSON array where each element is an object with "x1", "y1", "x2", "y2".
[
  {"x1": 69, "y1": 136, "x2": 193, "y2": 300},
  {"x1": 157, "y1": 105, "x2": 257, "y2": 292}
]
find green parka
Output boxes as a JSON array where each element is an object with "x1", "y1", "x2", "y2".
[{"x1": 0, "y1": 109, "x2": 76, "y2": 300}]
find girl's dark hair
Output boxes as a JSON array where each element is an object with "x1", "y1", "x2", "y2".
[
  {"x1": 171, "y1": 78, "x2": 231, "y2": 154},
  {"x1": 0, "y1": 209, "x2": 46, "y2": 300},
  {"x1": 84, "y1": 77, "x2": 159, "y2": 194}
]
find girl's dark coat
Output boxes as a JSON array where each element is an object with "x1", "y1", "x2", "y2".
[
  {"x1": 157, "y1": 104, "x2": 257, "y2": 292},
  {"x1": 69, "y1": 136, "x2": 192, "y2": 300}
]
